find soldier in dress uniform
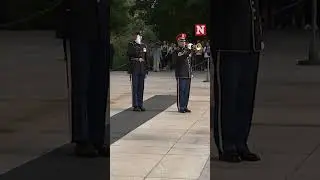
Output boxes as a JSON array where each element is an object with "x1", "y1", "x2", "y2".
[
  {"x1": 127, "y1": 32, "x2": 148, "y2": 111},
  {"x1": 61, "y1": 0, "x2": 109, "y2": 157},
  {"x1": 173, "y1": 33, "x2": 192, "y2": 113},
  {"x1": 211, "y1": 0, "x2": 264, "y2": 162}
]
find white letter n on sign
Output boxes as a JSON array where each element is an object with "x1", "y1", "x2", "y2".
[{"x1": 195, "y1": 24, "x2": 206, "y2": 36}]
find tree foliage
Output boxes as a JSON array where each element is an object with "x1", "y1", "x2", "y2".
[
  {"x1": 110, "y1": 0, "x2": 158, "y2": 68},
  {"x1": 110, "y1": 0, "x2": 209, "y2": 68},
  {"x1": 1, "y1": 0, "x2": 208, "y2": 68},
  {"x1": 110, "y1": 0, "x2": 131, "y2": 34},
  {"x1": 133, "y1": 0, "x2": 210, "y2": 41}
]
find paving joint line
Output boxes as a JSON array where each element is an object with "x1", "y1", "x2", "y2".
[
  {"x1": 143, "y1": 108, "x2": 209, "y2": 179},
  {"x1": 197, "y1": 157, "x2": 210, "y2": 180},
  {"x1": 286, "y1": 141, "x2": 320, "y2": 179}
]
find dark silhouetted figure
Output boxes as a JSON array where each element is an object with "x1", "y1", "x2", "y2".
[
  {"x1": 60, "y1": 0, "x2": 109, "y2": 158},
  {"x1": 211, "y1": 0, "x2": 263, "y2": 163}
]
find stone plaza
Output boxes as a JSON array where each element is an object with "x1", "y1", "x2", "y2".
[{"x1": 0, "y1": 31, "x2": 320, "y2": 180}]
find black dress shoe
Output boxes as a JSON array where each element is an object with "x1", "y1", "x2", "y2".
[
  {"x1": 219, "y1": 152, "x2": 241, "y2": 163},
  {"x1": 239, "y1": 152, "x2": 261, "y2": 161},
  {"x1": 133, "y1": 107, "x2": 141, "y2": 111},
  {"x1": 74, "y1": 143, "x2": 98, "y2": 158},
  {"x1": 139, "y1": 107, "x2": 146, "y2": 111},
  {"x1": 178, "y1": 109, "x2": 185, "y2": 113},
  {"x1": 95, "y1": 145, "x2": 109, "y2": 157},
  {"x1": 185, "y1": 108, "x2": 191, "y2": 113}
]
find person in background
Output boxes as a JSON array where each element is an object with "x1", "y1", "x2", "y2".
[
  {"x1": 203, "y1": 41, "x2": 211, "y2": 71},
  {"x1": 161, "y1": 41, "x2": 169, "y2": 70},
  {"x1": 194, "y1": 40, "x2": 204, "y2": 71},
  {"x1": 167, "y1": 43, "x2": 175, "y2": 70},
  {"x1": 171, "y1": 43, "x2": 177, "y2": 69},
  {"x1": 152, "y1": 42, "x2": 162, "y2": 72},
  {"x1": 189, "y1": 42, "x2": 195, "y2": 71}
]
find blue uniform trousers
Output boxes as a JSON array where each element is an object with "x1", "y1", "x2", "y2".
[
  {"x1": 69, "y1": 40, "x2": 108, "y2": 146},
  {"x1": 212, "y1": 51, "x2": 259, "y2": 154},
  {"x1": 176, "y1": 78, "x2": 191, "y2": 111},
  {"x1": 131, "y1": 73, "x2": 145, "y2": 108}
]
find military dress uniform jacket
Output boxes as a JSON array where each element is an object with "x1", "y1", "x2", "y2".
[
  {"x1": 127, "y1": 42, "x2": 149, "y2": 75},
  {"x1": 173, "y1": 47, "x2": 192, "y2": 78},
  {"x1": 211, "y1": 0, "x2": 263, "y2": 52}
]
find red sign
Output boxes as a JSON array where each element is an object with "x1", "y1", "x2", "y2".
[{"x1": 195, "y1": 24, "x2": 207, "y2": 36}]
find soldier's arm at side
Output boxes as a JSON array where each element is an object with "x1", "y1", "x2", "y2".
[
  {"x1": 144, "y1": 44, "x2": 149, "y2": 74},
  {"x1": 127, "y1": 42, "x2": 134, "y2": 74}
]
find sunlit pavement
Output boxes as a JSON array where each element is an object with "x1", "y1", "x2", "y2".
[{"x1": 110, "y1": 71, "x2": 210, "y2": 180}]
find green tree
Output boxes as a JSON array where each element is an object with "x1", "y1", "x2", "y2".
[
  {"x1": 110, "y1": 0, "x2": 131, "y2": 34},
  {"x1": 134, "y1": 0, "x2": 209, "y2": 41},
  {"x1": 111, "y1": 0, "x2": 158, "y2": 70}
]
